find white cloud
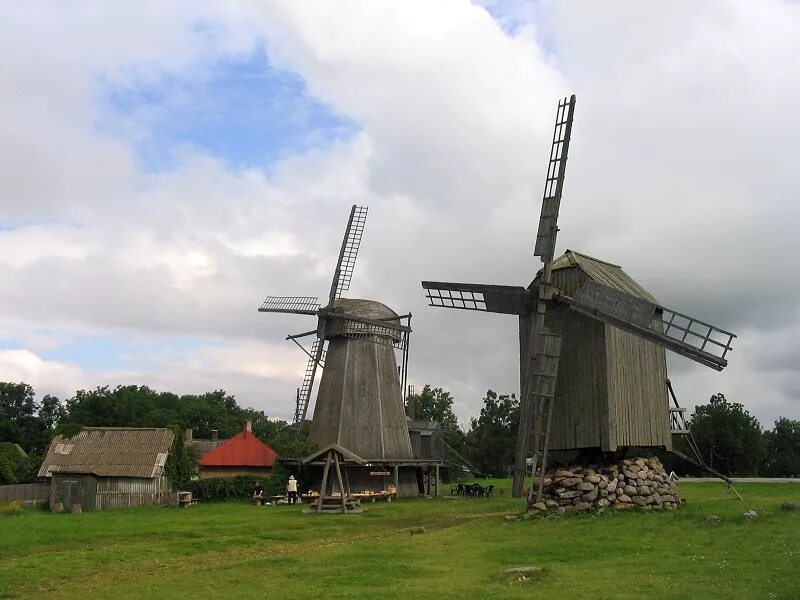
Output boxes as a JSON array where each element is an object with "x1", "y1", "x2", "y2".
[{"x1": 0, "y1": 0, "x2": 798, "y2": 427}]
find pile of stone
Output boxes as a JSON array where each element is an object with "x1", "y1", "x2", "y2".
[{"x1": 527, "y1": 457, "x2": 680, "y2": 513}]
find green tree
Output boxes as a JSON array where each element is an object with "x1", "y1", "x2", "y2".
[
  {"x1": 762, "y1": 418, "x2": 800, "y2": 477},
  {"x1": 689, "y1": 393, "x2": 765, "y2": 476},
  {"x1": 253, "y1": 418, "x2": 315, "y2": 458},
  {"x1": 406, "y1": 385, "x2": 458, "y2": 428},
  {"x1": 465, "y1": 390, "x2": 519, "y2": 476},
  {"x1": 165, "y1": 427, "x2": 200, "y2": 490},
  {"x1": 0, "y1": 382, "x2": 63, "y2": 453}
]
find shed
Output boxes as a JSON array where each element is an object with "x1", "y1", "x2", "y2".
[
  {"x1": 531, "y1": 250, "x2": 670, "y2": 452},
  {"x1": 198, "y1": 422, "x2": 277, "y2": 479},
  {"x1": 38, "y1": 427, "x2": 175, "y2": 511},
  {"x1": 407, "y1": 420, "x2": 444, "y2": 461}
]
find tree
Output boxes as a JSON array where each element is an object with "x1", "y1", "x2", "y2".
[
  {"x1": 165, "y1": 427, "x2": 200, "y2": 490},
  {"x1": 762, "y1": 418, "x2": 800, "y2": 477},
  {"x1": 0, "y1": 382, "x2": 63, "y2": 453},
  {"x1": 465, "y1": 390, "x2": 519, "y2": 476},
  {"x1": 689, "y1": 393, "x2": 765, "y2": 476},
  {"x1": 406, "y1": 385, "x2": 458, "y2": 428}
]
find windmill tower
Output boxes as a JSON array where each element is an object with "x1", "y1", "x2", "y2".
[
  {"x1": 258, "y1": 206, "x2": 414, "y2": 468},
  {"x1": 421, "y1": 95, "x2": 736, "y2": 500}
]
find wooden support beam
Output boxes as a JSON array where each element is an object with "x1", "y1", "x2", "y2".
[
  {"x1": 318, "y1": 451, "x2": 331, "y2": 513},
  {"x1": 333, "y1": 452, "x2": 347, "y2": 513}
]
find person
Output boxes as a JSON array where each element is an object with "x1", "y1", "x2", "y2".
[
  {"x1": 253, "y1": 482, "x2": 265, "y2": 506},
  {"x1": 287, "y1": 475, "x2": 298, "y2": 505}
]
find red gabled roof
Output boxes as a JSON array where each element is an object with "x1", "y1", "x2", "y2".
[{"x1": 199, "y1": 423, "x2": 278, "y2": 467}]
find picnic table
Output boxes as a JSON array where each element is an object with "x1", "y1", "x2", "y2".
[
  {"x1": 301, "y1": 491, "x2": 396, "y2": 503},
  {"x1": 351, "y1": 491, "x2": 396, "y2": 503}
]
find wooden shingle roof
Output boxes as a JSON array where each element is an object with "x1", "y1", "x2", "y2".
[
  {"x1": 38, "y1": 427, "x2": 173, "y2": 479},
  {"x1": 302, "y1": 443, "x2": 367, "y2": 465},
  {"x1": 547, "y1": 250, "x2": 660, "y2": 304}
]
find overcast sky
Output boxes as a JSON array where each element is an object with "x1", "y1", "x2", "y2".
[{"x1": 1, "y1": 1, "x2": 798, "y2": 428}]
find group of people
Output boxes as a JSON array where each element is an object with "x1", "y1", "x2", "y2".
[{"x1": 252, "y1": 475, "x2": 300, "y2": 506}]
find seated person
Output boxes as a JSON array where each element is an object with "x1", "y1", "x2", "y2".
[{"x1": 253, "y1": 482, "x2": 266, "y2": 505}]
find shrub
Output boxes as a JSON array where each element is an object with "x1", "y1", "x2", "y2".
[
  {"x1": 0, "y1": 501, "x2": 24, "y2": 517},
  {"x1": 187, "y1": 463, "x2": 290, "y2": 502}
]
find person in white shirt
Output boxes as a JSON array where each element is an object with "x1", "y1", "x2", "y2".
[{"x1": 287, "y1": 475, "x2": 299, "y2": 505}]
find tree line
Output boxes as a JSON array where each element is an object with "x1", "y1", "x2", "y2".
[
  {"x1": 0, "y1": 381, "x2": 309, "y2": 484},
  {"x1": 405, "y1": 386, "x2": 800, "y2": 478},
  {"x1": 1, "y1": 380, "x2": 798, "y2": 484}
]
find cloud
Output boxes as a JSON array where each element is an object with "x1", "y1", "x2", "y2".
[{"x1": 1, "y1": 0, "x2": 798, "y2": 427}]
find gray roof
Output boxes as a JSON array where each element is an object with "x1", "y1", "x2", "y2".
[
  {"x1": 38, "y1": 427, "x2": 174, "y2": 478},
  {"x1": 333, "y1": 298, "x2": 398, "y2": 320},
  {"x1": 302, "y1": 443, "x2": 367, "y2": 465},
  {"x1": 407, "y1": 420, "x2": 441, "y2": 432},
  {"x1": 546, "y1": 250, "x2": 660, "y2": 304}
]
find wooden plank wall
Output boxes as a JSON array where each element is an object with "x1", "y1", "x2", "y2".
[
  {"x1": 310, "y1": 338, "x2": 348, "y2": 450},
  {"x1": 540, "y1": 267, "x2": 608, "y2": 450},
  {"x1": 95, "y1": 476, "x2": 175, "y2": 510},
  {"x1": 311, "y1": 337, "x2": 414, "y2": 460},
  {"x1": 544, "y1": 304, "x2": 609, "y2": 450},
  {"x1": 605, "y1": 326, "x2": 671, "y2": 450}
]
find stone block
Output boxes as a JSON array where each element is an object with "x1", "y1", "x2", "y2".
[
  {"x1": 557, "y1": 490, "x2": 582, "y2": 499},
  {"x1": 582, "y1": 488, "x2": 599, "y2": 502}
]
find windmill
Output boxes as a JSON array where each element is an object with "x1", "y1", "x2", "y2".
[
  {"x1": 258, "y1": 205, "x2": 414, "y2": 463},
  {"x1": 421, "y1": 95, "x2": 736, "y2": 501}
]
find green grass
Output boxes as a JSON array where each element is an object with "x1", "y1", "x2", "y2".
[{"x1": 1, "y1": 480, "x2": 798, "y2": 599}]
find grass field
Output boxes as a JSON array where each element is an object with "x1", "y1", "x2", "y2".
[{"x1": 1, "y1": 480, "x2": 799, "y2": 600}]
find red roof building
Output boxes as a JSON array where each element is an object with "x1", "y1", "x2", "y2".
[{"x1": 198, "y1": 422, "x2": 278, "y2": 479}]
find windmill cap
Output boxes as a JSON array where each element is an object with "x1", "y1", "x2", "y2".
[
  {"x1": 289, "y1": 475, "x2": 295, "y2": 479},
  {"x1": 333, "y1": 298, "x2": 398, "y2": 320}
]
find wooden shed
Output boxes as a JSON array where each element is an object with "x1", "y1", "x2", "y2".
[
  {"x1": 38, "y1": 427, "x2": 176, "y2": 511},
  {"x1": 198, "y1": 422, "x2": 277, "y2": 479},
  {"x1": 407, "y1": 420, "x2": 444, "y2": 461},
  {"x1": 531, "y1": 251, "x2": 670, "y2": 452}
]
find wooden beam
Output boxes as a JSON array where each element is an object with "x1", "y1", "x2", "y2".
[
  {"x1": 318, "y1": 451, "x2": 331, "y2": 513},
  {"x1": 333, "y1": 452, "x2": 347, "y2": 513}
]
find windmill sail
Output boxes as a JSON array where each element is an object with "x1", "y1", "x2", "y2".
[
  {"x1": 329, "y1": 205, "x2": 368, "y2": 301},
  {"x1": 259, "y1": 296, "x2": 320, "y2": 315},
  {"x1": 421, "y1": 281, "x2": 533, "y2": 315},
  {"x1": 534, "y1": 94, "x2": 576, "y2": 263},
  {"x1": 561, "y1": 280, "x2": 735, "y2": 371}
]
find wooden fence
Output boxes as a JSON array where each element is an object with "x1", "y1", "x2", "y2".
[{"x1": 0, "y1": 482, "x2": 50, "y2": 506}]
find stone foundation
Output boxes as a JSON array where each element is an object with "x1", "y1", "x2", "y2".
[{"x1": 526, "y1": 457, "x2": 681, "y2": 513}]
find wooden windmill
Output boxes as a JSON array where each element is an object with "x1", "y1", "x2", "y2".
[
  {"x1": 258, "y1": 205, "x2": 414, "y2": 463},
  {"x1": 421, "y1": 95, "x2": 737, "y2": 500}
]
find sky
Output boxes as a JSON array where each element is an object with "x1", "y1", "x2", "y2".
[{"x1": 1, "y1": 0, "x2": 799, "y2": 429}]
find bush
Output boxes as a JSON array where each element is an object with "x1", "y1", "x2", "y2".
[
  {"x1": 0, "y1": 501, "x2": 24, "y2": 517},
  {"x1": 187, "y1": 463, "x2": 290, "y2": 502}
]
